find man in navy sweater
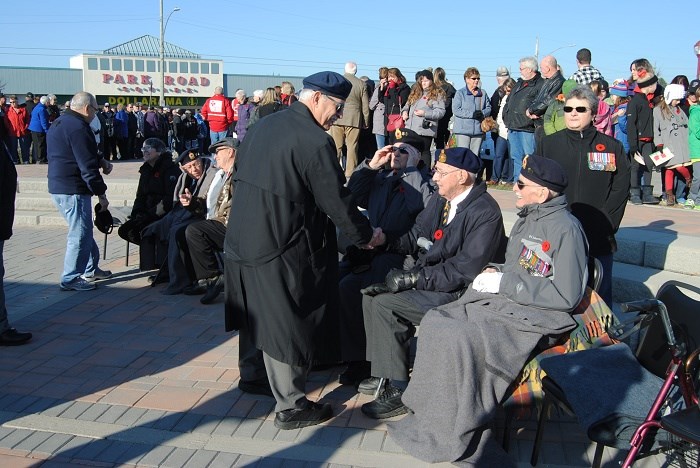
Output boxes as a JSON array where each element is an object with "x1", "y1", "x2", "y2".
[{"x1": 48, "y1": 92, "x2": 112, "y2": 291}]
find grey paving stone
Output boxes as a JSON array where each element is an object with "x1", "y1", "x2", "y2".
[
  {"x1": 280, "y1": 459, "x2": 306, "y2": 468},
  {"x1": 57, "y1": 400, "x2": 92, "y2": 419},
  {"x1": 40, "y1": 399, "x2": 74, "y2": 417},
  {"x1": 72, "y1": 438, "x2": 112, "y2": 460},
  {"x1": 273, "y1": 426, "x2": 301, "y2": 443},
  {"x1": 31, "y1": 433, "x2": 74, "y2": 456},
  {"x1": 0, "y1": 426, "x2": 16, "y2": 442},
  {"x1": 336, "y1": 428, "x2": 363, "y2": 450},
  {"x1": 172, "y1": 412, "x2": 204, "y2": 433},
  {"x1": 307, "y1": 426, "x2": 345, "y2": 447},
  {"x1": 161, "y1": 447, "x2": 196, "y2": 467},
  {"x1": 210, "y1": 451, "x2": 243, "y2": 467},
  {"x1": 114, "y1": 406, "x2": 148, "y2": 426},
  {"x1": 233, "y1": 454, "x2": 260, "y2": 466},
  {"x1": 0, "y1": 393, "x2": 23, "y2": 410},
  {"x1": 258, "y1": 457, "x2": 284, "y2": 468},
  {"x1": 24, "y1": 397, "x2": 60, "y2": 414},
  {"x1": 0, "y1": 428, "x2": 33, "y2": 449},
  {"x1": 253, "y1": 419, "x2": 279, "y2": 441},
  {"x1": 137, "y1": 445, "x2": 176, "y2": 467},
  {"x1": 135, "y1": 409, "x2": 167, "y2": 427},
  {"x1": 95, "y1": 404, "x2": 129, "y2": 424},
  {"x1": 151, "y1": 411, "x2": 184, "y2": 431},
  {"x1": 359, "y1": 429, "x2": 385, "y2": 451},
  {"x1": 248, "y1": 400, "x2": 276, "y2": 419},
  {"x1": 232, "y1": 417, "x2": 264, "y2": 438},
  {"x1": 94, "y1": 439, "x2": 139, "y2": 463},
  {"x1": 4, "y1": 395, "x2": 40, "y2": 413},
  {"x1": 76, "y1": 402, "x2": 111, "y2": 421},
  {"x1": 211, "y1": 416, "x2": 242, "y2": 437},
  {"x1": 380, "y1": 433, "x2": 405, "y2": 453},
  {"x1": 183, "y1": 449, "x2": 218, "y2": 468},
  {"x1": 13, "y1": 430, "x2": 53, "y2": 452},
  {"x1": 50, "y1": 435, "x2": 94, "y2": 459},
  {"x1": 192, "y1": 414, "x2": 222, "y2": 435}
]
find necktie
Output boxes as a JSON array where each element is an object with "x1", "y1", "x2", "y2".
[{"x1": 442, "y1": 200, "x2": 450, "y2": 226}]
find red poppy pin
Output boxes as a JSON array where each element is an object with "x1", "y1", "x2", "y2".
[
  {"x1": 541, "y1": 240, "x2": 551, "y2": 252},
  {"x1": 398, "y1": 185, "x2": 405, "y2": 193},
  {"x1": 595, "y1": 144, "x2": 606, "y2": 152},
  {"x1": 154, "y1": 172, "x2": 160, "y2": 178},
  {"x1": 434, "y1": 229, "x2": 444, "y2": 240}
]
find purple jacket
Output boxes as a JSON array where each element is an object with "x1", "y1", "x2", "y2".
[{"x1": 235, "y1": 102, "x2": 255, "y2": 142}]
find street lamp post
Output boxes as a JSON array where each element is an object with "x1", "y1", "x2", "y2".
[
  {"x1": 695, "y1": 41, "x2": 700, "y2": 80},
  {"x1": 159, "y1": 0, "x2": 180, "y2": 107}
]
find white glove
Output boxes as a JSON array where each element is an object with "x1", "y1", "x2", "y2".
[
  {"x1": 472, "y1": 272, "x2": 503, "y2": 293},
  {"x1": 155, "y1": 201, "x2": 165, "y2": 217}
]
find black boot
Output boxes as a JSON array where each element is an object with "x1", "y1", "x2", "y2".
[
  {"x1": 641, "y1": 185, "x2": 660, "y2": 205},
  {"x1": 629, "y1": 187, "x2": 642, "y2": 205}
]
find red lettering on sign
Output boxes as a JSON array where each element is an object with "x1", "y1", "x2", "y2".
[
  {"x1": 127, "y1": 75, "x2": 138, "y2": 85},
  {"x1": 164, "y1": 76, "x2": 175, "y2": 85},
  {"x1": 102, "y1": 74, "x2": 114, "y2": 84},
  {"x1": 141, "y1": 75, "x2": 152, "y2": 85},
  {"x1": 200, "y1": 77, "x2": 210, "y2": 86},
  {"x1": 177, "y1": 77, "x2": 187, "y2": 86},
  {"x1": 188, "y1": 77, "x2": 198, "y2": 86},
  {"x1": 114, "y1": 74, "x2": 125, "y2": 84}
]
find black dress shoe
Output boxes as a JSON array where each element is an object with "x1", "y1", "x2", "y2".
[
  {"x1": 200, "y1": 275, "x2": 223, "y2": 304},
  {"x1": 358, "y1": 376, "x2": 384, "y2": 395},
  {"x1": 274, "y1": 399, "x2": 333, "y2": 430},
  {"x1": 338, "y1": 361, "x2": 371, "y2": 387},
  {"x1": 183, "y1": 279, "x2": 208, "y2": 295},
  {"x1": 0, "y1": 328, "x2": 32, "y2": 346},
  {"x1": 238, "y1": 378, "x2": 274, "y2": 397},
  {"x1": 361, "y1": 383, "x2": 409, "y2": 419}
]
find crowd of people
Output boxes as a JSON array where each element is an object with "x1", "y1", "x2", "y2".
[{"x1": 2, "y1": 47, "x2": 700, "y2": 466}]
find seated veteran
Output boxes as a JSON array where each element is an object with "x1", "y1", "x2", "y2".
[
  {"x1": 337, "y1": 136, "x2": 434, "y2": 387},
  {"x1": 388, "y1": 154, "x2": 589, "y2": 467},
  {"x1": 182, "y1": 137, "x2": 239, "y2": 304},
  {"x1": 140, "y1": 149, "x2": 218, "y2": 294},
  {"x1": 360, "y1": 146, "x2": 506, "y2": 419},
  {"x1": 117, "y1": 138, "x2": 180, "y2": 269}
]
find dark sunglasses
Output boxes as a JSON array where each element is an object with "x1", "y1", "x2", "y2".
[
  {"x1": 392, "y1": 147, "x2": 409, "y2": 155},
  {"x1": 563, "y1": 106, "x2": 590, "y2": 113},
  {"x1": 516, "y1": 180, "x2": 542, "y2": 190}
]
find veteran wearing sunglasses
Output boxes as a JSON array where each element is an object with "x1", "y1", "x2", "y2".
[{"x1": 537, "y1": 85, "x2": 630, "y2": 307}]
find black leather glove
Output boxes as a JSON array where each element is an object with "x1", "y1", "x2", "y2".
[
  {"x1": 360, "y1": 283, "x2": 391, "y2": 296},
  {"x1": 384, "y1": 268, "x2": 419, "y2": 292},
  {"x1": 472, "y1": 110, "x2": 484, "y2": 121}
]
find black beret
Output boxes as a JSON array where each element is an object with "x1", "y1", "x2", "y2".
[
  {"x1": 207, "y1": 137, "x2": 239, "y2": 154},
  {"x1": 393, "y1": 128, "x2": 424, "y2": 152},
  {"x1": 176, "y1": 149, "x2": 201, "y2": 165},
  {"x1": 434, "y1": 147, "x2": 482, "y2": 173},
  {"x1": 416, "y1": 69, "x2": 434, "y2": 82},
  {"x1": 521, "y1": 154, "x2": 568, "y2": 193},
  {"x1": 302, "y1": 71, "x2": 352, "y2": 100}
]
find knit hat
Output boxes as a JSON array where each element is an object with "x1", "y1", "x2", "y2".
[
  {"x1": 520, "y1": 154, "x2": 568, "y2": 193},
  {"x1": 415, "y1": 69, "x2": 434, "y2": 82},
  {"x1": 302, "y1": 71, "x2": 352, "y2": 100},
  {"x1": 664, "y1": 84, "x2": 686, "y2": 105},
  {"x1": 688, "y1": 79, "x2": 700, "y2": 95},
  {"x1": 562, "y1": 79, "x2": 577, "y2": 96},
  {"x1": 610, "y1": 80, "x2": 631, "y2": 97},
  {"x1": 434, "y1": 147, "x2": 482, "y2": 173}
]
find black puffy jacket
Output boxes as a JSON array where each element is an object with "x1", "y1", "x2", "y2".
[{"x1": 503, "y1": 72, "x2": 544, "y2": 132}]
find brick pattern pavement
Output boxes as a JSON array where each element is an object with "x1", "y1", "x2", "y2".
[{"x1": 0, "y1": 219, "x2": 680, "y2": 465}]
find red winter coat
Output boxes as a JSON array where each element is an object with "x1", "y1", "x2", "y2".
[
  {"x1": 4, "y1": 106, "x2": 28, "y2": 137},
  {"x1": 201, "y1": 94, "x2": 234, "y2": 132}
]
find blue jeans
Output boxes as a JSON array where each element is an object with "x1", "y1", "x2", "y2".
[
  {"x1": 508, "y1": 130, "x2": 535, "y2": 182},
  {"x1": 209, "y1": 130, "x2": 228, "y2": 147},
  {"x1": 51, "y1": 194, "x2": 100, "y2": 285},
  {"x1": 375, "y1": 134, "x2": 386, "y2": 149},
  {"x1": 492, "y1": 135, "x2": 511, "y2": 182},
  {"x1": 0, "y1": 240, "x2": 9, "y2": 333}
]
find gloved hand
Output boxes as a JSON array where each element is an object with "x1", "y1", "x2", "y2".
[
  {"x1": 384, "y1": 268, "x2": 419, "y2": 293},
  {"x1": 360, "y1": 283, "x2": 391, "y2": 296},
  {"x1": 472, "y1": 272, "x2": 503, "y2": 293},
  {"x1": 472, "y1": 110, "x2": 485, "y2": 121},
  {"x1": 155, "y1": 201, "x2": 166, "y2": 217}
]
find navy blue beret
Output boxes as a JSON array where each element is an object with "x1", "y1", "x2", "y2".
[
  {"x1": 302, "y1": 71, "x2": 352, "y2": 100},
  {"x1": 521, "y1": 154, "x2": 568, "y2": 192},
  {"x1": 434, "y1": 147, "x2": 482, "y2": 173}
]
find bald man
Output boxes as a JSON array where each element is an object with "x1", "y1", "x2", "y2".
[{"x1": 526, "y1": 55, "x2": 565, "y2": 147}]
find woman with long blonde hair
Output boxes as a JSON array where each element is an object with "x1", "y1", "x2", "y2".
[{"x1": 401, "y1": 69, "x2": 446, "y2": 166}]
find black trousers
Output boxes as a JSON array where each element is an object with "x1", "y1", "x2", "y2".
[
  {"x1": 31, "y1": 131, "x2": 47, "y2": 163},
  {"x1": 185, "y1": 219, "x2": 225, "y2": 280}
]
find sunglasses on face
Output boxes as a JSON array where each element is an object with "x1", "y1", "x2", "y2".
[
  {"x1": 392, "y1": 147, "x2": 409, "y2": 155},
  {"x1": 516, "y1": 180, "x2": 542, "y2": 190},
  {"x1": 322, "y1": 94, "x2": 344, "y2": 113},
  {"x1": 563, "y1": 106, "x2": 590, "y2": 113}
]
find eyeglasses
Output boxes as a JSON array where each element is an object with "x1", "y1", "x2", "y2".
[
  {"x1": 141, "y1": 146, "x2": 152, "y2": 152},
  {"x1": 433, "y1": 167, "x2": 460, "y2": 178},
  {"x1": 563, "y1": 106, "x2": 590, "y2": 113},
  {"x1": 392, "y1": 146, "x2": 409, "y2": 155},
  {"x1": 516, "y1": 180, "x2": 543, "y2": 190},
  {"x1": 9, "y1": 101, "x2": 17, "y2": 104},
  {"x1": 322, "y1": 94, "x2": 344, "y2": 113},
  {"x1": 467, "y1": 77, "x2": 480, "y2": 81}
]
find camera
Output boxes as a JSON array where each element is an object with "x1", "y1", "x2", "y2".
[{"x1": 421, "y1": 119, "x2": 431, "y2": 129}]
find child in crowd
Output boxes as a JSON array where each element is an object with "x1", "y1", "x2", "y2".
[
  {"x1": 609, "y1": 80, "x2": 632, "y2": 154},
  {"x1": 686, "y1": 87, "x2": 700, "y2": 209},
  {"x1": 543, "y1": 79, "x2": 577, "y2": 135},
  {"x1": 590, "y1": 80, "x2": 613, "y2": 136},
  {"x1": 653, "y1": 84, "x2": 691, "y2": 206}
]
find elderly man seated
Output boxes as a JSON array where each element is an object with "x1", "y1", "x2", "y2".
[
  {"x1": 140, "y1": 149, "x2": 218, "y2": 294},
  {"x1": 388, "y1": 154, "x2": 589, "y2": 467},
  {"x1": 338, "y1": 136, "x2": 434, "y2": 386},
  {"x1": 360, "y1": 146, "x2": 506, "y2": 419}
]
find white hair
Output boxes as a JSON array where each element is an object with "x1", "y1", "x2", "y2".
[
  {"x1": 235, "y1": 89, "x2": 246, "y2": 98},
  {"x1": 39, "y1": 96, "x2": 49, "y2": 105},
  {"x1": 345, "y1": 62, "x2": 357, "y2": 75},
  {"x1": 70, "y1": 91, "x2": 96, "y2": 110},
  {"x1": 519, "y1": 56, "x2": 538, "y2": 72},
  {"x1": 298, "y1": 88, "x2": 316, "y2": 101},
  {"x1": 253, "y1": 89, "x2": 264, "y2": 98}
]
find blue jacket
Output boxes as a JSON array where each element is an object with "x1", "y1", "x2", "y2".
[
  {"x1": 28, "y1": 102, "x2": 50, "y2": 133},
  {"x1": 115, "y1": 109, "x2": 129, "y2": 138},
  {"x1": 452, "y1": 88, "x2": 491, "y2": 136},
  {"x1": 47, "y1": 110, "x2": 107, "y2": 196}
]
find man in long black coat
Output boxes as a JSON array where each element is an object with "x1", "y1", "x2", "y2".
[{"x1": 224, "y1": 71, "x2": 382, "y2": 430}]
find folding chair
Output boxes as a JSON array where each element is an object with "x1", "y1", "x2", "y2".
[{"x1": 530, "y1": 281, "x2": 700, "y2": 467}]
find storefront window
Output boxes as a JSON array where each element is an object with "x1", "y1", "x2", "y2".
[
  {"x1": 190, "y1": 62, "x2": 199, "y2": 74},
  {"x1": 146, "y1": 60, "x2": 156, "y2": 72},
  {"x1": 201, "y1": 63, "x2": 209, "y2": 74},
  {"x1": 169, "y1": 61, "x2": 177, "y2": 73},
  {"x1": 124, "y1": 59, "x2": 133, "y2": 71},
  {"x1": 211, "y1": 63, "x2": 219, "y2": 74},
  {"x1": 100, "y1": 58, "x2": 110, "y2": 70},
  {"x1": 180, "y1": 62, "x2": 188, "y2": 73},
  {"x1": 87, "y1": 58, "x2": 98, "y2": 70},
  {"x1": 112, "y1": 59, "x2": 122, "y2": 71},
  {"x1": 135, "y1": 60, "x2": 144, "y2": 72}
]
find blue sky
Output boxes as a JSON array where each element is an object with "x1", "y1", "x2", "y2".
[{"x1": 2, "y1": 0, "x2": 698, "y2": 93}]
